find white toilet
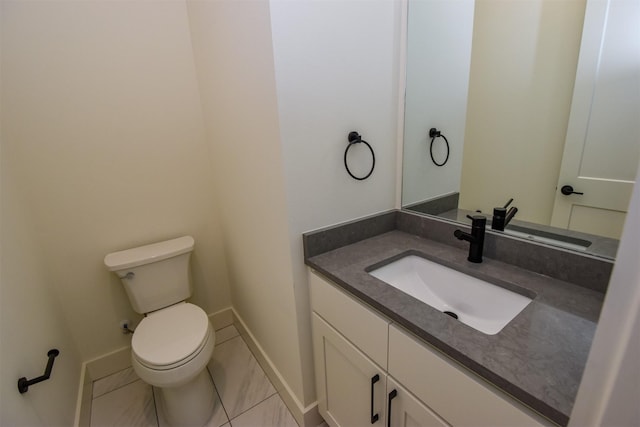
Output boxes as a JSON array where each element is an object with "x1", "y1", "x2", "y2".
[{"x1": 104, "y1": 236, "x2": 216, "y2": 427}]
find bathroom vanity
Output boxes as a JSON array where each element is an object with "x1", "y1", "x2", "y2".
[{"x1": 304, "y1": 211, "x2": 609, "y2": 427}]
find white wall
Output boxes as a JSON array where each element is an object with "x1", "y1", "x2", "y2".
[
  {"x1": 402, "y1": 0, "x2": 474, "y2": 206},
  {"x1": 270, "y1": 0, "x2": 401, "y2": 406},
  {"x1": 459, "y1": 0, "x2": 585, "y2": 223},
  {"x1": 2, "y1": 0, "x2": 231, "y2": 363},
  {"x1": 0, "y1": 139, "x2": 82, "y2": 425}
]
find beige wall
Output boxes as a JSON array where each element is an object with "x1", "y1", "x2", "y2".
[
  {"x1": 3, "y1": 0, "x2": 400, "y2": 420},
  {"x1": 1, "y1": 135, "x2": 82, "y2": 425},
  {"x1": 2, "y1": 0, "x2": 231, "y2": 362},
  {"x1": 460, "y1": 0, "x2": 585, "y2": 224},
  {"x1": 186, "y1": 0, "x2": 305, "y2": 407}
]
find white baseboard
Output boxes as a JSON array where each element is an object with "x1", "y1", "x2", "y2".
[
  {"x1": 86, "y1": 346, "x2": 131, "y2": 381},
  {"x1": 209, "y1": 306, "x2": 234, "y2": 330},
  {"x1": 73, "y1": 362, "x2": 93, "y2": 427},
  {"x1": 232, "y1": 308, "x2": 322, "y2": 427}
]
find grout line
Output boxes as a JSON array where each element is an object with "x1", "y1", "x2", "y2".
[
  {"x1": 217, "y1": 333, "x2": 287, "y2": 424},
  {"x1": 215, "y1": 329, "x2": 241, "y2": 346},
  {"x1": 92, "y1": 375, "x2": 140, "y2": 400},
  {"x1": 216, "y1": 334, "x2": 242, "y2": 350},
  {"x1": 226, "y1": 392, "x2": 279, "y2": 423},
  {"x1": 208, "y1": 366, "x2": 232, "y2": 427},
  {"x1": 151, "y1": 386, "x2": 161, "y2": 427}
]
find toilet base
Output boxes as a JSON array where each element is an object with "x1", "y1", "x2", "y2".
[{"x1": 155, "y1": 368, "x2": 216, "y2": 427}]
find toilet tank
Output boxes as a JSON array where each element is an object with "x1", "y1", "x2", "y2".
[{"x1": 104, "y1": 236, "x2": 195, "y2": 314}]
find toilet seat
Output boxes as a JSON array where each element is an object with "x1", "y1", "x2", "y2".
[{"x1": 132, "y1": 302, "x2": 210, "y2": 370}]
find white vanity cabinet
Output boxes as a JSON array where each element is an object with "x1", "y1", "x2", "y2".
[
  {"x1": 312, "y1": 313, "x2": 448, "y2": 427},
  {"x1": 309, "y1": 270, "x2": 551, "y2": 427},
  {"x1": 310, "y1": 271, "x2": 451, "y2": 427}
]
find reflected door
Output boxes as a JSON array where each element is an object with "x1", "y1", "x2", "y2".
[{"x1": 551, "y1": 0, "x2": 640, "y2": 239}]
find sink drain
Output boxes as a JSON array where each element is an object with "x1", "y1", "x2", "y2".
[{"x1": 443, "y1": 311, "x2": 458, "y2": 319}]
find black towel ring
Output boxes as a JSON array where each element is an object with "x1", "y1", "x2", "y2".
[
  {"x1": 429, "y1": 128, "x2": 450, "y2": 167},
  {"x1": 344, "y1": 131, "x2": 375, "y2": 180}
]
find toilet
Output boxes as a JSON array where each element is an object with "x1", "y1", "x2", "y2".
[{"x1": 104, "y1": 236, "x2": 216, "y2": 427}]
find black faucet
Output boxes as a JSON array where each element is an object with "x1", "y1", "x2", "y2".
[
  {"x1": 491, "y1": 198, "x2": 518, "y2": 231},
  {"x1": 454, "y1": 215, "x2": 486, "y2": 263}
]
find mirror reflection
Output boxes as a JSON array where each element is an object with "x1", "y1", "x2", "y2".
[{"x1": 401, "y1": 0, "x2": 640, "y2": 260}]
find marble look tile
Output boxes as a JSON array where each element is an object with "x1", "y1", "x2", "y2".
[
  {"x1": 229, "y1": 394, "x2": 298, "y2": 427},
  {"x1": 154, "y1": 383, "x2": 229, "y2": 427},
  {"x1": 90, "y1": 380, "x2": 157, "y2": 427},
  {"x1": 208, "y1": 336, "x2": 276, "y2": 419},
  {"x1": 92, "y1": 366, "x2": 140, "y2": 399},
  {"x1": 215, "y1": 325, "x2": 240, "y2": 345}
]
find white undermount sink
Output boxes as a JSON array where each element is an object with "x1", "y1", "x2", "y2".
[{"x1": 368, "y1": 255, "x2": 532, "y2": 335}]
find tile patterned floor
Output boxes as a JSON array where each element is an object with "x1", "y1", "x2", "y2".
[{"x1": 89, "y1": 325, "x2": 300, "y2": 427}]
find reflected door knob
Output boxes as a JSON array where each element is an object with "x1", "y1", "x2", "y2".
[{"x1": 561, "y1": 185, "x2": 584, "y2": 196}]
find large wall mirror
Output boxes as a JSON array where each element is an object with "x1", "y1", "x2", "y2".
[{"x1": 401, "y1": 0, "x2": 639, "y2": 260}]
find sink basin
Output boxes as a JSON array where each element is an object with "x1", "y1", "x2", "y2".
[
  {"x1": 502, "y1": 225, "x2": 591, "y2": 251},
  {"x1": 368, "y1": 255, "x2": 532, "y2": 334}
]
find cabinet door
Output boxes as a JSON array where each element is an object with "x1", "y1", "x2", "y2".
[
  {"x1": 387, "y1": 377, "x2": 450, "y2": 427},
  {"x1": 312, "y1": 313, "x2": 386, "y2": 427}
]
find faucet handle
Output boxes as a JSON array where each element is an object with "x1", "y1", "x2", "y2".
[
  {"x1": 502, "y1": 198, "x2": 514, "y2": 209},
  {"x1": 466, "y1": 214, "x2": 487, "y2": 227}
]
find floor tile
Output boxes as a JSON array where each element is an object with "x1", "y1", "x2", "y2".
[
  {"x1": 92, "y1": 367, "x2": 140, "y2": 399},
  {"x1": 215, "y1": 325, "x2": 240, "y2": 345},
  {"x1": 230, "y1": 394, "x2": 298, "y2": 427},
  {"x1": 90, "y1": 380, "x2": 157, "y2": 427},
  {"x1": 154, "y1": 379, "x2": 229, "y2": 427},
  {"x1": 209, "y1": 336, "x2": 276, "y2": 419}
]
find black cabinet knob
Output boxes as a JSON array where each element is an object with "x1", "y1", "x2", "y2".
[{"x1": 561, "y1": 185, "x2": 584, "y2": 196}]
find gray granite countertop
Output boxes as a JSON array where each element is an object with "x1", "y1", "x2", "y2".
[{"x1": 306, "y1": 230, "x2": 604, "y2": 427}]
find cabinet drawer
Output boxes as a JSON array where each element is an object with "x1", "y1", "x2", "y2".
[
  {"x1": 389, "y1": 325, "x2": 550, "y2": 427},
  {"x1": 309, "y1": 270, "x2": 390, "y2": 369}
]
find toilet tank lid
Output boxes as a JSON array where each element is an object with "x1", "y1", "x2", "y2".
[{"x1": 104, "y1": 236, "x2": 194, "y2": 271}]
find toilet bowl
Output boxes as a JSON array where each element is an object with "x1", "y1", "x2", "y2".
[
  {"x1": 104, "y1": 236, "x2": 217, "y2": 427},
  {"x1": 131, "y1": 302, "x2": 215, "y2": 386},
  {"x1": 131, "y1": 303, "x2": 216, "y2": 426}
]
